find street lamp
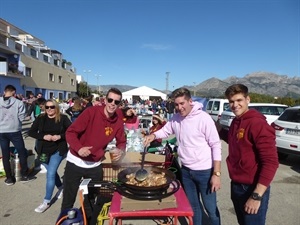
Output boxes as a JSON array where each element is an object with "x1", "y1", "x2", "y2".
[
  {"x1": 95, "y1": 74, "x2": 102, "y2": 94},
  {"x1": 83, "y1": 69, "x2": 91, "y2": 96}
]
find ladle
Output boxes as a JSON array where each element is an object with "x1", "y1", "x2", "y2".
[{"x1": 135, "y1": 146, "x2": 148, "y2": 182}]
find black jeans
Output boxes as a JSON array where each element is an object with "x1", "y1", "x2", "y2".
[
  {"x1": 61, "y1": 161, "x2": 103, "y2": 222},
  {"x1": 0, "y1": 131, "x2": 29, "y2": 178}
]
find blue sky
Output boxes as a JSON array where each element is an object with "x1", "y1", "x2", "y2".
[{"x1": 1, "y1": 0, "x2": 299, "y2": 91}]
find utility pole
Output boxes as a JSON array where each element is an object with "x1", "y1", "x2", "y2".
[
  {"x1": 83, "y1": 69, "x2": 91, "y2": 96},
  {"x1": 193, "y1": 82, "x2": 196, "y2": 96},
  {"x1": 166, "y1": 72, "x2": 170, "y2": 94},
  {"x1": 95, "y1": 74, "x2": 102, "y2": 94}
]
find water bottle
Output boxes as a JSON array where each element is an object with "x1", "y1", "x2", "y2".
[
  {"x1": 126, "y1": 128, "x2": 134, "y2": 152},
  {"x1": 13, "y1": 154, "x2": 21, "y2": 181},
  {"x1": 132, "y1": 129, "x2": 143, "y2": 152}
]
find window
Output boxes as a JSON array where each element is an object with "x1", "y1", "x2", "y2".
[
  {"x1": 15, "y1": 43, "x2": 22, "y2": 51},
  {"x1": 30, "y1": 48, "x2": 37, "y2": 58},
  {"x1": 250, "y1": 106, "x2": 288, "y2": 116},
  {"x1": 223, "y1": 103, "x2": 229, "y2": 111},
  {"x1": 25, "y1": 91, "x2": 32, "y2": 97},
  {"x1": 62, "y1": 61, "x2": 66, "y2": 69},
  {"x1": 58, "y1": 93, "x2": 63, "y2": 100},
  {"x1": 49, "y1": 73, "x2": 54, "y2": 82},
  {"x1": 71, "y1": 79, "x2": 75, "y2": 86},
  {"x1": 0, "y1": 34, "x2": 6, "y2": 45},
  {"x1": 206, "y1": 101, "x2": 213, "y2": 110},
  {"x1": 212, "y1": 101, "x2": 220, "y2": 111},
  {"x1": 54, "y1": 59, "x2": 60, "y2": 66},
  {"x1": 58, "y1": 75, "x2": 63, "y2": 83},
  {"x1": 43, "y1": 55, "x2": 49, "y2": 63},
  {"x1": 279, "y1": 109, "x2": 300, "y2": 123},
  {"x1": 25, "y1": 67, "x2": 32, "y2": 77}
]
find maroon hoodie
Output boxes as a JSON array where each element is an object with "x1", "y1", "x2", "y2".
[
  {"x1": 226, "y1": 109, "x2": 279, "y2": 187},
  {"x1": 66, "y1": 105, "x2": 126, "y2": 162}
]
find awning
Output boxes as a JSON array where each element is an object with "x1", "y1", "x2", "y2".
[
  {"x1": 15, "y1": 40, "x2": 27, "y2": 46},
  {"x1": 43, "y1": 53, "x2": 52, "y2": 57}
]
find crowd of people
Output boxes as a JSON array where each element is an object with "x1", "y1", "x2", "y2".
[{"x1": 0, "y1": 84, "x2": 279, "y2": 225}]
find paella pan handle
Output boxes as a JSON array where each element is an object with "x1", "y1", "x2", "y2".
[{"x1": 135, "y1": 146, "x2": 149, "y2": 182}]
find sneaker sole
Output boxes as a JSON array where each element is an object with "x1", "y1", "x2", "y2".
[
  {"x1": 5, "y1": 182, "x2": 15, "y2": 186},
  {"x1": 20, "y1": 177, "x2": 37, "y2": 183},
  {"x1": 34, "y1": 207, "x2": 49, "y2": 213},
  {"x1": 39, "y1": 169, "x2": 47, "y2": 174}
]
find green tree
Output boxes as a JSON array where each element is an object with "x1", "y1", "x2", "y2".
[{"x1": 77, "y1": 82, "x2": 91, "y2": 97}]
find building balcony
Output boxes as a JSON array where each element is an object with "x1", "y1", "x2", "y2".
[{"x1": 0, "y1": 61, "x2": 25, "y2": 78}]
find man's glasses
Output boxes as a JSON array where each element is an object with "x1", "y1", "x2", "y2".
[
  {"x1": 45, "y1": 105, "x2": 55, "y2": 109},
  {"x1": 107, "y1": 98, "x2": 121, "y2": 105}
]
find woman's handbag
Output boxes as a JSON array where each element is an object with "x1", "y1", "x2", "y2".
[{"x1": 39, "y1": 152, "x2": 50, "y2": 164}]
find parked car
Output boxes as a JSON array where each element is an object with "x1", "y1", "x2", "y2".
[
  {"x1": 271, "y1": 106, "x2": 300, "y2": 159},
  {"x1": 205, "y1": 98, "x2": 229, "y2": 122},
  {"x1": 219, "y1": 103, "x2": 288, "y2": 130}
]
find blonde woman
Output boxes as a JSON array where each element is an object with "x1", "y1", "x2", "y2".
[{"x1": 29, "y1": 99, "x2": 71, "y2": 213}]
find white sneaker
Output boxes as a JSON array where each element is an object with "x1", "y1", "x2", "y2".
[
  {"x1": 39, "y1": 164, "x2": 47, "y2": 174},
  {"x1": 34, "y1": 202, "x2": 50, "y2": 213}
]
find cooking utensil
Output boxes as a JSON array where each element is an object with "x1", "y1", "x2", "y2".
[
  {"x1": 135, "y1": 146, "x2": 148, "y2": 182},
  {"x1": 117, "y1": 167, "x2": 176, "y2": 192},
  {"x1": 88, "y1": 178, "x2": 180, "y2": 200}
]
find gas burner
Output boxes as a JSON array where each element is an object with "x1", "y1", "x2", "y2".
[{"x1": 116, "y1": 180, "x2": 180, "y2": 201}]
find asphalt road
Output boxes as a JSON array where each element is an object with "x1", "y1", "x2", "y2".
[{"x1": 0, "y1": 121, "x2": 299, "y2": 225}]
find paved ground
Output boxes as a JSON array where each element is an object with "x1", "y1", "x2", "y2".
[{"x1": 0, "y1": 121, "x2": 299, "y2": 225}]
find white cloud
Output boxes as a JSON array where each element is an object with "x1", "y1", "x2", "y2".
[{"x1": 141, "y1": 43, "x2": 173, "y2": 51}]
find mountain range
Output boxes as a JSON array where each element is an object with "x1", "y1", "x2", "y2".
[{"x1": 90, "y1": 72, "x2": 300, "y2": 98}]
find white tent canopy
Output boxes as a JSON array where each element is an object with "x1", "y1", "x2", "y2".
[{"x1": 122, "y1": 86, "x2": 167, "y2": 102}]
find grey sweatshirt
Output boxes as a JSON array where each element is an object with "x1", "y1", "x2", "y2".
[{"x1": 0, "y1": 96, "x2": 26, "y2": 133}]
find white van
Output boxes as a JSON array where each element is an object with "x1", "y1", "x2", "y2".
[
  {"x1": 205, "y1": 99, "x2": 229, "y2": 122},
  {"x1": 219, "y1": 103, "x2": 288, "y2": 130}
]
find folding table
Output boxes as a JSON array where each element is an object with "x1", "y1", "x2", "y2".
[{"x1": 108, "y1": 186, "x2": 194, "y2": 225}]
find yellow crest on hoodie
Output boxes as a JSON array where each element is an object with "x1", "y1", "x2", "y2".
[
  {"x1": 237, "y1": 128, "x2": 245, "y2": 140},
  {"x1": 105, "y1": 127, "x2": 113, "y2": 136}
]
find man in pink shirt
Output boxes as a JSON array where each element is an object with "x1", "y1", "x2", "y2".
[{"x1": 144, "y1": 87, "x2": 222, "y2": 225}]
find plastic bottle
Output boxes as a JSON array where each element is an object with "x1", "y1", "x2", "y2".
[
  {"x1": 13, "y1": 154, "x2": 21, "y2": 181},
  {"x1": 132, "y1": 129, "x2": 143, "y2": 152},
  {"x1": 126, "y1": 128, "x2": 134, "y2": 152}
]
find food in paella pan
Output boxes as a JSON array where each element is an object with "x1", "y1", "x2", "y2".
[{"x1": 126, "y1": 171, "x2": 167, "y2": 187}]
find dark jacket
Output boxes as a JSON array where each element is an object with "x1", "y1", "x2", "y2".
[
  {"x1": 66, "y1": 107, "x2": 85, "y2": 122},
  {"x1": 165, "y1": 101, "x2": 175, "y2": 114},
  {"x1": 28, "y1": 114, "x2": 71, "y2": 156}
]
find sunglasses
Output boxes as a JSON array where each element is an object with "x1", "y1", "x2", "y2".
[
  {"x1": 45, "y1": 105, "x2": 55, "y2": 109},
  {"x1": 107, "y1": 98, "x2": 121, "y2": 105}
]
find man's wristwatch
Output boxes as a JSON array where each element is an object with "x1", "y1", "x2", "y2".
[
  {"x1": 213, "y1": 171, "x2": 221, "y2": 177},
  {"x1": 251, "y1": 192, "x2": 262, "y2": 201}
]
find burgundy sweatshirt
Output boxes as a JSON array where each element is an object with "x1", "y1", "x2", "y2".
[
  {"x1": 66, "y1": 105, "x2": 126, "y2": 162},
  {"x1": 226, "y1": 109, "x2": 279, "y2": 187}
]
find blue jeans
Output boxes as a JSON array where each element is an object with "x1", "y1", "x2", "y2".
[
  {"x1": 0, "y1": 131, "x2": 28, "y2": 178},
  {"x1": 231, "y1": 182, "x2": 270, "y2": 225},
  {"x1": 167, "y1": 113, "x2": 173, "y2": 121},
  {"x1": 182, "y1": 166, "x2": 221, "y2": 225},
  {"x1": 43, "y1": 151, "x2": 65, "y2": 202}
]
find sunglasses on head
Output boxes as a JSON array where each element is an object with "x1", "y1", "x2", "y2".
[
  {"x1": 45, "y1": 105, "x2": 55, "y2": 109},
  {"x1": 107, "y1": 98, "x2": 121, "y2": 105}
]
